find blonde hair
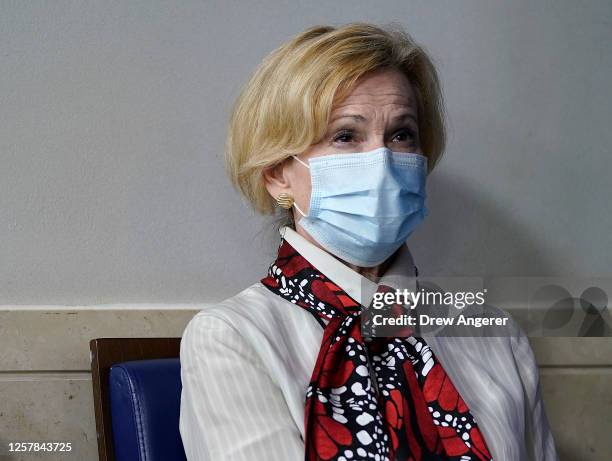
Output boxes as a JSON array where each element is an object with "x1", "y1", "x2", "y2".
[{"x1": 225, "y1": 22, "x2": 446, "y2": 216}]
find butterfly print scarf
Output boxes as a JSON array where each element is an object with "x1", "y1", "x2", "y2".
[{"x1": 261, "y1": 238, "x2": 493, "y2": 461}]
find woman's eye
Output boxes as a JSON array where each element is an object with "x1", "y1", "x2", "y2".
[
  {"x1": 332, "y1": 130, "x2": 355, "y2": 143},
  {"x1": 393, "y1": 128, "x2": 416, "y2": 142}
]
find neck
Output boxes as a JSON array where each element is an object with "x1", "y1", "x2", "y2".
[
  {"x1": 343, "y1": 258, "x2": 394, "y2": 283},
  {"x1": 293, "y1": 224, "x2": 398, "y2": 283}
]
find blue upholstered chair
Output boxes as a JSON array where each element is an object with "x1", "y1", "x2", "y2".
[
  {"x1": 89, "y1": 338, "x2": 187, "y2": 461},
  {"x1": 109, "y1": 358, "x2": 187, "y2": 461}
]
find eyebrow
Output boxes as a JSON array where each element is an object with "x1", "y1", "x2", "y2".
[{"x1": 330, "y1": 112, "x2": 418, "y2": 124}]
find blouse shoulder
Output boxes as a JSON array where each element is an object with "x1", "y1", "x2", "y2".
[
  {"x1": 184, "y1": 281, "x2": 275, "y2": 328},
  {"x1": 180, "y1": 280, "x2": 305, "y2": 355},
  {"x1": 179, "y1": 283, "x2": 270, "y2": 366}
]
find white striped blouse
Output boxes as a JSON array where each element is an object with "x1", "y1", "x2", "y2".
[{"x1": 179, "y1": 226, "x2": 559, "y2": 461}]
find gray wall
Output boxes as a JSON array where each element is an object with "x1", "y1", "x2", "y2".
[{"x1": 2, "y1": 0, "x2": 611, "y2": 305}]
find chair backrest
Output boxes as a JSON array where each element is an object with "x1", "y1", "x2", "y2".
[
  {"x1": 110, "y1": 358, "x2": 187, "y2": 461},
  {"x1": 90, "y1": 338, "x2": 185, "y2": 461}
]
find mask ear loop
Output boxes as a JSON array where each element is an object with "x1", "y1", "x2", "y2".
[
  {"x1": 291, "y1": 155, "x2": 310, "y2": 218},
  {"x1": 293, "y1": 202, "x2": 306, "y2": 217},
  {"x1": 292, "y1": 155, "x2": 310, "y2": 169}
]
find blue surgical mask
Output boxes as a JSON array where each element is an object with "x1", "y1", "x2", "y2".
[{"x1": 291, "y1": 146, "x2": 429, "y2": 267}]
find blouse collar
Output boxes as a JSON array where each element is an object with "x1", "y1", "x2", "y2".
[{"x1": 279, "y1": 225, "x2": 418, "y2": 307}]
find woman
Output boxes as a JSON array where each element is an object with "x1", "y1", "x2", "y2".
[{"x1": 179, "y1": 22, "x2": 559, "y2": 461}]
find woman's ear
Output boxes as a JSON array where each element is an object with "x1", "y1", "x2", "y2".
[{"x1": 262, "y1": 160, "x2": 292, "y2": 199}]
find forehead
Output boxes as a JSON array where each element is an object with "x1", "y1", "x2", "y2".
[{"x1": 333, "y1": 68, "x2": 417, "y2": 110}]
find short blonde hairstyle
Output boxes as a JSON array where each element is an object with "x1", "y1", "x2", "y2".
[{"x1": 225, "y1": 22, "x2": 446, "y2": 215}]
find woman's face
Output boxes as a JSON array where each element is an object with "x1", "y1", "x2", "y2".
[{"x1": 264, "y1": 66, "x2": 422, "y2": 256}]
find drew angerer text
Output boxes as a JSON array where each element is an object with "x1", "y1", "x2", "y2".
[{"x1": 370, "y1": 313, "x2": 509, "y2": 328}]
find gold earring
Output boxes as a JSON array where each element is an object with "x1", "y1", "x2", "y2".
[{"x1": 275, "y1": 192, "x2": 294, "y2": 209}]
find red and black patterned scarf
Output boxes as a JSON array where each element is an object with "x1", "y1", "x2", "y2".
[{"x1": 261, "y1": 238, "x2": 493, "y2": 461}]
